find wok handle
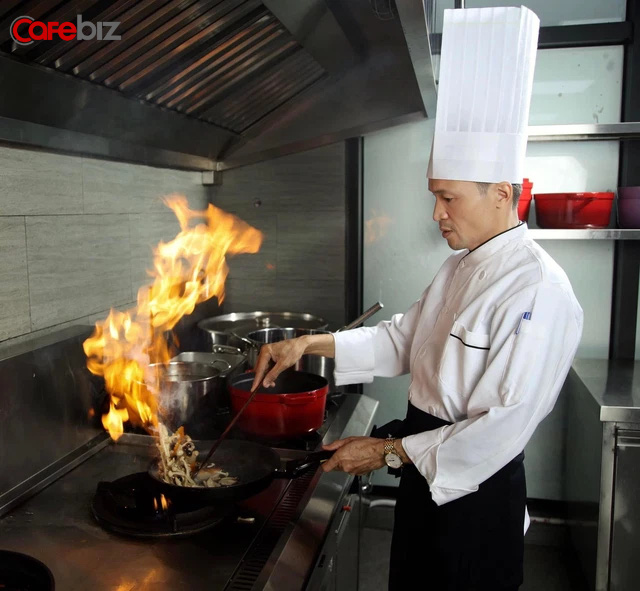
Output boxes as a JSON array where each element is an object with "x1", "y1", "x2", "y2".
[{"x1": 276, "y1": 450, "x2": 334, "y2": 479}]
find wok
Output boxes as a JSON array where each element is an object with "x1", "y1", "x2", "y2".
[
  {"x1": 0, "y1": 550, "x2": 55, "y2": 591},
  {"x1": 148, "y1": 439, "x2": 332, "y2": 503}
]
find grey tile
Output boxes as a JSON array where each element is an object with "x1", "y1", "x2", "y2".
[
  {"x1": 26, "y1": 215, "x2": 133, "y2": 330},
  {"x1": 275, "y1": 279, "x2": 345, "y2": 329},
  {"x1": 0, "y1": 147, "x2": 83, "y2": 215},
  {"x1": 223, "y1": 278, "x2": 344, "y2": 328},
  {"x1": 224, "y1": 278, "x2": 280, "y2": 312},
  {"x1": 0, "y1": 218, "x2": 30, "y2": 340},
  {"x1": 82, "y1": 160, "x2": 209, "y2": 215},
  {"x1": 128, "y1": 213, "x2": 182, "y2": 296},
  {"x1": 276, "y1": 210, "x2": 345, "y2": 281},
  {"x1": 225, "y1": 213, "x2": 277, "y2": 282},
  {"x1": 161, "y1": 169, "x2": 210, "y2": 210},
  {"x1": 211, "y1": 142, "x2": 345, "y2": 215},
  {"x1": 211, "y1": 160, "x2": 280, "y2": 215},
  {"x1": 0, "y1": 302, "x2": 136, "y2": 358},
  {"x1": 273, "y1": 143, "x2": 345, "y2": 213}
]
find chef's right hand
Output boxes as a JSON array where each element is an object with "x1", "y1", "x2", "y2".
[{"x1": 251, "y1": 337, "x2": 308, "y2": 390}]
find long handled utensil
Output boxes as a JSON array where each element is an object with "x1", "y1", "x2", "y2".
[
  {"x1": 337, "y1": 301, "x2": 383, "y2": 332},
  {"x1": 192, "y1": 384, "x2": 258, "y2": 478}
]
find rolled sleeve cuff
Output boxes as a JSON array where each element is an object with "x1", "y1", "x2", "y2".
[
  {"x1": 332, "y1": 328, "x2": 376, "y2": 386},
  {"x1": 402, "y1": 429, "x2": 479, "y2": 506}
]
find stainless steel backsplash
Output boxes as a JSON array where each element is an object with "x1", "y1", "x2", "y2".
[{"x1": 0, "y1": 326, "x2": 104, "y2": 501}]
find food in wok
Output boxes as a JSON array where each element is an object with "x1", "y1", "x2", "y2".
[{"x1": 156, "y1": 424, "x2": 238, "y2": 488}]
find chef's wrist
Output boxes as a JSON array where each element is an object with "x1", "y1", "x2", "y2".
[
  {"x1": 393, "y1": 438, "x2": 412, "y2": 465},
  {"x1": 300, "y1": 333, "x2": 335, "y2": 358}
]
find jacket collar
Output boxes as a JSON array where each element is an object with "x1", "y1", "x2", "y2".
[{"x1": 462, "y1": 222, "x2": 527, "y2": 267}]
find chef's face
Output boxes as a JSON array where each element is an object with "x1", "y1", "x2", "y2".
[{"x1": 429, "y1": 179, "x2": 513, "y2": 251}]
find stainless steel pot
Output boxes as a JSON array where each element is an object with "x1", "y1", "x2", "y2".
[
  {"x1": 241, "y1": 303, "x2": 384, "y2": 391},
  {"x1": 198, "y1": 311, "x2": 328, "y2": 340},
  {"x1": 245, "y1": 328, "x2": 336, "y2": 390},
  {"x1": 171, "y1": 350, "x2": 248, "y2": 413},
  {"x1": 197, "y1": 327, "x2": 253, "y2": 353},
  {"x1": 146, "y1": 361, "x2": 223, "y2": 429}
]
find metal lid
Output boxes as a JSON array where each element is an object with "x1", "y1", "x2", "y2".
[{"x1": 198, "y1": 312, "x2": 328, "y2": 337}]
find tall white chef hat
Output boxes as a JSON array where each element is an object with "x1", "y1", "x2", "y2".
[{"x1": 427, "y1": 6, "x2": 540, "y2": 184}]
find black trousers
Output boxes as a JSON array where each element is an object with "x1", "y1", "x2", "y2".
[{"x1": 385, "y1": 403, "x2": 526, "y2": 591}]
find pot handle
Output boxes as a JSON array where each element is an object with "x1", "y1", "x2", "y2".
[
  {"x1": 276, "y1": 450, "x2": 334, "y2": 479},
  {"x1": 211, "y1": 359, "x2": 232, "y2": 372},
  {"x1": 279, "y1": 393, "x2": 319, "y2": 405}
]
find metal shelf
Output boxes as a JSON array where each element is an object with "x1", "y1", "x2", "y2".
[
  {"x1": 528, "y1": 122, "x2": 640, "y2": 142},
  {"x1": 529, "y1": 229, "x2": 640, "y2": 240}
]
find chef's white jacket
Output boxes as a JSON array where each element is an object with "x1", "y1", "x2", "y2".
[{"x1": 333, "y1": 223, "x2": 583, "y2": 506}]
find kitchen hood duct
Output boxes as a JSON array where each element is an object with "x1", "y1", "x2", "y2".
[{"x1": 0, "y1": 0, "x2": 435, "y2": 170}]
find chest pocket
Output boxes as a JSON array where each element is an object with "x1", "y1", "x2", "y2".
[{"x1": 437, "y1": 321, "x2": 490, "y2": 397}]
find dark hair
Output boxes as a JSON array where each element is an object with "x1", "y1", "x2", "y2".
[{"x1": 476, "y1": 182, "x2": 522, "y2": 209}]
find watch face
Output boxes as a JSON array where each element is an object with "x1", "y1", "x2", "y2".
[{"x1": 385, "y1": 452, "x2": 403, "y2": 469}]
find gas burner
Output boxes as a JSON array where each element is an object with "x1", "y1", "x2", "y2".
[{"x1": 92, "y1": 472, "x2": 232, "y2": 538}]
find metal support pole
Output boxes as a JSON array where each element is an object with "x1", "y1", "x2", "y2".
[{"x1": 610, "y1": 0, "x2": 640, "y2": 360}]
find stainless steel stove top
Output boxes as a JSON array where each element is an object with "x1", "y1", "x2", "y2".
[{"x1": 0, "y1": 394, "x2": 378, "y2": 591}]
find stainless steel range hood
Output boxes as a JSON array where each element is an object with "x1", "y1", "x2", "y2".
[{"x1": 0, "y1": 0, "x2": 435, "y2": 170}]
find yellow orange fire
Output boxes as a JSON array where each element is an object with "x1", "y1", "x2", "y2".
[{"x1": 84, "y1": 195, "x2": 263, "y2": 440}]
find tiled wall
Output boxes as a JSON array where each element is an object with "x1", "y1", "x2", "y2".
[
  {"x1": 211, "y1": 143, "x2": 347, "y2": 330},
  {"x1": 0, "y1": 146, "x2": 211, "y2": 352}
]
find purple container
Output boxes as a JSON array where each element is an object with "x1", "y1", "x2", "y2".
[{"x1": 617, "y1": 187, "x2": 640, "y2": 229}]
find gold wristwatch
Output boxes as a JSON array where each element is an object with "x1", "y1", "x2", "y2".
[{"x1": 384, "y1": 438, "x2": 403, "y2": 469}]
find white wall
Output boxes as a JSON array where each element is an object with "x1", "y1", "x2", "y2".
[{"x1": 362, "y1": 43, "x2": 624, "y2": 495}]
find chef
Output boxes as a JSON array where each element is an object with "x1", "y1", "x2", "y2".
[{"x1": 252, "y1": 6, "x2": 583, "y2": 590}]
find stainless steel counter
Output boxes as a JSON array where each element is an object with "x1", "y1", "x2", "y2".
[
  {"x1": 571, "y1": 358, "x2": 640, "y2": 423},
  {"x1": 0, "y1": 393, "x2": 378, "y2": 590},
  {"x1": 569, "y1": 359, "x2": 640, "y2": 591}
]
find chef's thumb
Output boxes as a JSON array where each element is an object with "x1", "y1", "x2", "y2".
[{"x1": 263, "y1": 364, "x2": 285, "y2": 388}]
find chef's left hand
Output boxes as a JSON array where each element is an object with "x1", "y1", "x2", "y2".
[{"x1": 321, "y1": 437, "x2": 386, "y2": 475}]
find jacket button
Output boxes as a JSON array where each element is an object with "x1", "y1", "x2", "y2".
[{"x1": 479, "y1": 270, "x2": 486, "y2": 280}]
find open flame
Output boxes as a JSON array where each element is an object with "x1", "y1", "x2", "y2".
[
  {"x1": 84, "y1": 195, "x2": 263, "y2": 440},
  {"x1": 153, "y1": 494, "x2": 170, "y2": 512}
]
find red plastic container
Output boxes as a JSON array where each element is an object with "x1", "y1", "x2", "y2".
[
  {"x1": 617, "y1": 186, "x2": 640, "y2": 228},
  {"x1": 534, "y1": 192, "x2": 614, "y2": 229},
  {"x1": 518, "y1": 178, "x2": 533, "y2": 222},
  {"x1": 229, "y1": 371, "x2": 328, "y2": 439}
]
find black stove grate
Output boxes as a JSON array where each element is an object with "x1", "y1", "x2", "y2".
[{"x1": 92, "y1": 472, "x2": 232, "y2": 538}]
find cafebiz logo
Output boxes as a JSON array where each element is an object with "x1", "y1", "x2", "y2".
[{"x1": 10, "y1": 15, "x2": 121, "y2": 46}]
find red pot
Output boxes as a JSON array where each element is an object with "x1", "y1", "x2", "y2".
[
  {"x1": 534, "y1": 192, "x2": 614, "y2": 229},
  {"x1": 518, "y1": 178, "x2": 533, "y2": 222},
  {"x1": 228, "y1": 371, "x2": 328, "y2": 439}
]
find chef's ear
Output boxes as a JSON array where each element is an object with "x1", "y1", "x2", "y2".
[{"x1": 494, "y1": 181, "x2": 513, "y2": 209}]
